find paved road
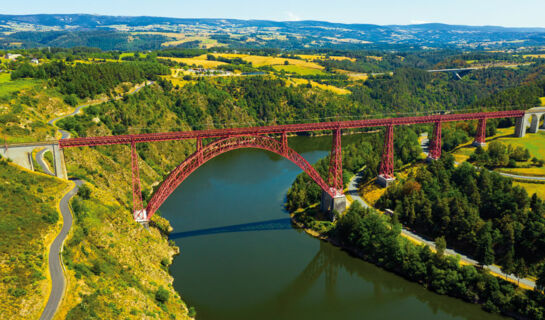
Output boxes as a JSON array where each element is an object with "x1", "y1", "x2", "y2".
[
  {"x1": 36, "y1": 148, "x2": 54, "y2": 176},
  {"x1": 38, "y1": 81, "x2": 152, "y2": 320},
  {"x1": 494, "y1": 171, "x2": 545, "y2": 181},
  {"x1": 346, "y1": 170, "x2": 536, "y2": 289},
  {"x1": 39, "y1": 180, "x2": 82, "y2": 320}
]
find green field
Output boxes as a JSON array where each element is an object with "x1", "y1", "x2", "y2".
[
  {"x1": 495, "y1": 130, "x2": 545, "y2": 159},
  {"x1": 540, "y1": 97, "x2": 545, "y2": 106},
  {"x1": 450, "y1": 127, "x2": 545, "y2": 176},
  {"x1": 118, "y1": 52, "x2": 148, "y2": 60},
  {"x1": 514, "y1": 181, "x2": 545, "y2": 199},
  {"x1": 272, "y1": 64, "x2": 327, "y2": 75},
  {"x1": 0, "y1": 73, "x2": 40, "y2": 100}
]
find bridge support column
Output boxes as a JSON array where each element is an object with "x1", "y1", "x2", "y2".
[
  {"x1": 328, "y1": 128, "x2": 343, "y2": 192},
  {"x1": 131, "y1": 141, "x2": 147, "y2": 223},
  {"x1": 473, "y1": 118, "x2": 487, "y2": 147},
  {"x1": 320, "y1": 190, "x2": 346, "y2": 221},
  {"x1": 529, "y1": 114, "x2": 542, "y2": 133},
  {"x1": 541, "y1": 113, "x2": 545, "y2": 130},
  {"x1": 196, "y1": 137, "x2": 203, "y2": 165},
  {"x1": 281, "y1": 131, "x2": 288, "y2": 156},
  {"x1": 428, "y1": 121, "x2": 442, "y2": 160},
  {"x1": 377, "y1": 124, "x2": 395, "y2": 187},
  {"x1": 515, "y1": 115, "x2": 528, "y2": 138},
  {"x1": 51, "y1": 144, "x2": 68, "y2": 179}
]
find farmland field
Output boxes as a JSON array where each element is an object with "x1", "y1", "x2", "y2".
[
  {"x1": 296, "y1": 54, "x2": 356, "y2": 62},
  {"x1": 514, "y1": 181, "x2": 545, "y2": 199},
  {"x1": 212, "y1": 53, "x2": 325, "y2": 69},
  {"x1": 272, "y1": 64, "x2": 326, "y2": 75},
  {"x1": 288, "y1": 78, "x2": 351, "y2": 94}
]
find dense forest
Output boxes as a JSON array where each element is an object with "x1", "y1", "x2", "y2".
[
  {"x1": 376, "y1": 155, "x2": 545, "y2": 278},
  {"x1": 10, "y1": 60, "x2": 170, "y2": 99}
]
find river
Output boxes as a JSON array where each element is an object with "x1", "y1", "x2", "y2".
[{"x1": 160, "y1": 135, "x2": 505, "y2": 320}]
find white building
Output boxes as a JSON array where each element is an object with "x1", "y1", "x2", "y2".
[{"x1": 4, "y1": 53, "x2": 23, "y2": 61}]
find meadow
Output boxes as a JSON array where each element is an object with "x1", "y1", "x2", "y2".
[
  {"x1": 450, "y1": 127, "x2": 545, "y2": 176},
  {"x1": 272, "y1": 64, "x2": 326, "y2": 75},
  {"x1": 0, "y1": 73, "x2": 40, "y2": 100}
]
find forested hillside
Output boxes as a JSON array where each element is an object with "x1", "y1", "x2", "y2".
[{"x1": 377, "y1": 156, "x2": 545, "y2": 278}]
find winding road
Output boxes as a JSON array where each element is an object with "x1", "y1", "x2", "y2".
[
  {"x1": 37, "y1": 81, "x2": 150, "y2": 320},
  {"x1": 36, "y1": 148, "x2": 54, "y2": 176},
  {"x1": 39, "y1": 180, "x2": 81, "y2": 320}
]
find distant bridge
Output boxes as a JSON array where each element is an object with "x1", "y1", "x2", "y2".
[{"x1": 427, "y1": 64, "x2": 526, "y2": 79}]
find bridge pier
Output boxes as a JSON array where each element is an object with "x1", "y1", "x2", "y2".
[
  {"x1": 529, "y1": 114, "x2": 542, "y2": 133},
  {"x1": 427, "y1": 121, "x2": 442, "y2": 160},
  {"x1": 515, "y1": 115, "x2": 528, "y2": 137},
  {"x1": 473, "y1": 118, "x2": 487, "y2": 147},
  {"x1": 320, "y1": 190, "x2": 346, "y2": 221},
  {"x1": 377, "y1": 124, "x2": 395, "y2": 187}
]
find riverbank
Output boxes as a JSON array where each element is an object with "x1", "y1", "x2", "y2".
[
  {"x1": 54, "y1": 183, "x2": 194, "y2": 319},
  {"x1": 290, "y1": 205, "x2": 545, "y2": 319}
]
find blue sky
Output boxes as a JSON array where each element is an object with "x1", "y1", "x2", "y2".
[{"x1": 2, "y1": 0, "x2": 544, "y2": 27}]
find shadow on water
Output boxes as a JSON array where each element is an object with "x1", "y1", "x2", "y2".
[{"x1": 169, "y1": 218, "x2": 293, "y2": 239}]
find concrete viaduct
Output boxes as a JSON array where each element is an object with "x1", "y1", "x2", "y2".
[{"x1": 515, "y1": 107, "x2": 545, "y2": 137}]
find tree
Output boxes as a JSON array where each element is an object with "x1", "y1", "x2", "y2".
[
  {"x1": 536, "y1": 264, "x2": 545, "y2": 292},
  {"x1": 475, "y1": 222, "x2": 494, "y2": 266},
  {"x1": 435, "y1": 236, "x2": 446, "y2": 260},
  {"x1": 78, "y1": 184, "x2": 91, "y2": 200}
]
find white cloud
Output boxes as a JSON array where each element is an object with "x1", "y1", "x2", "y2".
[
  {"x1": 410, "y1": 20, "x2": 430, "y2": 24},
  {"x1": 285, "y1": 11, "x2": 301, "y2": 21}
]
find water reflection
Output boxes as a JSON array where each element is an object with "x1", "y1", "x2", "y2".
[{"x1": 170, "y1": 218, "x2": 293, "y2": 239}]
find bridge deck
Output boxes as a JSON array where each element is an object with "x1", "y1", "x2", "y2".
[{"x1": 58, "y1": 110, "x2": 525, "y2": 148}]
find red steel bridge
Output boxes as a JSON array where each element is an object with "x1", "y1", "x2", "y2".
[{"x1": 59, "y1": 110, "x2": 525, "y2": 222}]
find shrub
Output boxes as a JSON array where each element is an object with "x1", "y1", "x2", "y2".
[
  {"x1": 77, "y1": 184, "x2": 91, "y2": 200},
  {"x1": 155, "y1": 286, "x2": 170, "y2": 303},
  {"x1": 42, "y1": 209, "x2": 59, "y2": 224}
]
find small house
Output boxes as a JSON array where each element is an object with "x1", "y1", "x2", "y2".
[{"x1": 4, "y1": 53, "x2": 23, "y2": 61}]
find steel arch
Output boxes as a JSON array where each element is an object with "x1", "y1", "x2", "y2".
[{"x1": 145, "y1": 135, "x2": 334, "y2": 220}]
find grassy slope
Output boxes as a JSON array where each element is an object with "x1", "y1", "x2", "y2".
[
  {"x1": 56, "y1": 89, "x2": 195, "y2": 318},
  {"x1": 56, "y1": 184, "x2": 192, "y2": 320},
  {"x1": 0, "y1": 160, "x2": 70, "y2": 320},
  {"x1": 0, "y1": 73, "x2": 73, "y2": 143}
]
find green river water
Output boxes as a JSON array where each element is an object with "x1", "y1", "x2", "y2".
[{"x1": 161, "y1": 135, "x2": 505, "y2": 320}]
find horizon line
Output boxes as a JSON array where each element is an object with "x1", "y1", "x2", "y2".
[{"x1": 1, "y1": 12, "x2": 545, "y2": 29}]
